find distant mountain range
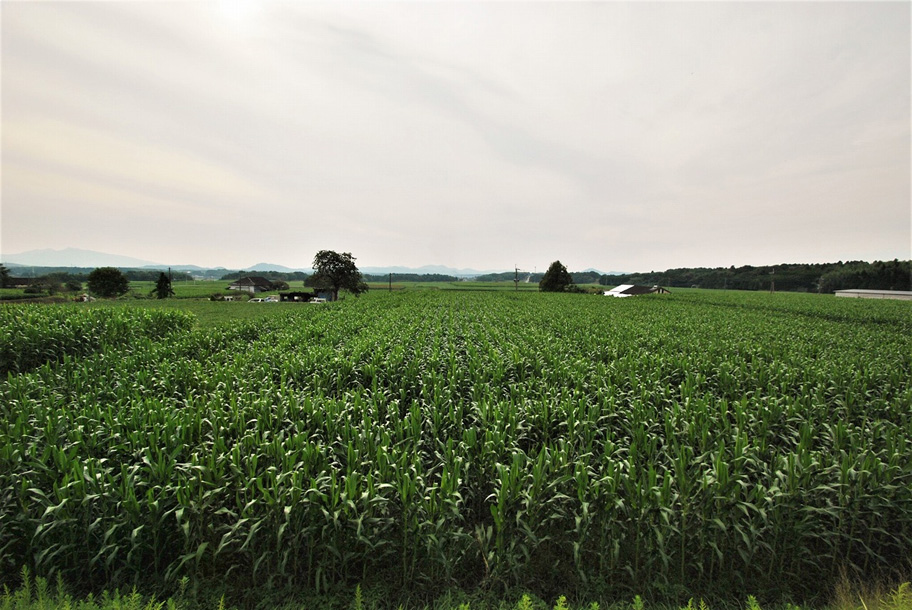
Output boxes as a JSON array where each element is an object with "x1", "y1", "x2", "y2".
[
  {"x1": 2, "y1": 248, "x2": 162, "y2": 269},
  {"x1": 361, "y1": 265, "x2": 496, "y2": 277},
  {"x1": 245, "y1": 262, "x2": 298, "y2": 272},
  {"x1": 0, "y1": 248, "x2": 537, "y2": 277}
]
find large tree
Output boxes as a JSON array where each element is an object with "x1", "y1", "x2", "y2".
[
  {"x1": 539, "y1": 260, "x2": 573, "y2": 292},
  {"x1": 87, "y1": 267, "x2": 130, "y2": 298},
  {"x1": 308, "y1": 250, "x2": 368, "y2": 301},
  {"x1": 0, "y1": 264, "x2": 10, "y2": 289}
]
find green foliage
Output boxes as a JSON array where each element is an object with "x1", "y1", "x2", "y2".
[
  {"x1": 539, "y1": 261, "x2": 572, "y2": 292},
  {"x1": 309, "y1": 250, "x2": 368, "y2": 299},
  {"x1": 1, "y1": 569, "x2": 911, "y2": 609},
  {"x1": 15, "y1": 274, "x2": 78, "y2": 296},
  {"x1": 834, "y1": 579, "x2": 912, "y2": 610},
  {"x1": 0, "y1": 305, "x2": 195, "y2": 374},
  {"x1": 1, "y1": 291, "x2": 911, "y2": 607},
  {"x1": 883, "y1": 582, "x2": 912, "y2": 610},
  {"x1": 469, "y1": 272, "x2": 604, "y2": 284},
  {"x1": 87, "y1": 268, "x2": 130, "y2": 299},
  {"x1": 363, "y1": 273, "x2": 459, "y2": 283},
  {"x1": 218, "y1": 270, "x2": 309, "y2": 282},
  {"x1": 515, "y1": 595, "x2": 536, "y2": 610},
  {"x1": 0, "y1": 264, "x2": 10, "y2": 288},
  {"x1": 601, "y1": 260, "x2": 912, "y2": 293},
  {"x1": 153, "y1": 273, "x2": 175, "y2": 300},
  {"x1": 818, "y1": 260, "x2": 911, "y2": 293},
  {"x1": 124, "y1": 270, "x2": 193, "y2": 283},
  {"x1": 127, "y1": 280, "x2": 241, "y2": 300}
]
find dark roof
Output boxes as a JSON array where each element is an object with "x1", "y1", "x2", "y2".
[
  {"x1": 621, "y1": 285, "x2": 669, "y2": 295},
  {"x1": 229, "y1": 276, "x2": 273, "y2": 288}
]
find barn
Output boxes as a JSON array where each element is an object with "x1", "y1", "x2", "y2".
[
  {"x1": 227, "y1": 277, "x2": 273, "y2": 294},
  {"x1": 603, "y1": 284, "x2": 671, "y2": 298},
  {"x1": 834, "y1": 289, "x2": 912, "y2": 301}
]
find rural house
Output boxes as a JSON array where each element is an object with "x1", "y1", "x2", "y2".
[
  {"x1": 603, "y1": 284, "x2": 671, "y2": 297},
  {"x1": 7, "y1": 277, "x2": 34, "y2": 289},
  {"x1": 227, "y1": 276, "x2": 273, "y2": 294}
]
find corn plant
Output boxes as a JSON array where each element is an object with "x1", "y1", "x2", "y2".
[{"x1": 1, "y1": 290, "x2": 910, "y2": 606}]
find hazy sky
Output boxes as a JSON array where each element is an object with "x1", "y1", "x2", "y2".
[{"x1": 2, "y1": 1, "x2": 909, "y2": 272}]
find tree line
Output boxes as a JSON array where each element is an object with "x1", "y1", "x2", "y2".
[
  {"x1": 0, "y1": 265, "x2": 190, "y2": 298},
  {"x1": 1, "y1": 266, "x2": 193, "y2": 282},
  {"x1": 219, "y1": 270, "x2": 310, "y2": 282},
  {"x1": 362, "y1": 273, "x2": 459, "y2": 283},
  {"x1": 599, "y1": 259, "x2": 911, "y2": 293},
  {"x1": 473, "y1": 270, "x2": 603, "y2": 284},
  {"x1": 4, "y1": 258, "x2": 907, "y2": 296}
]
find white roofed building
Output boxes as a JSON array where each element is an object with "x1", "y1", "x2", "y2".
[
  {"x1": 603, "y1": 285, "x2": 670, "y2": 297},
  {"x1": 834, "y1": 289, "x2": 912, "y2": 301}
]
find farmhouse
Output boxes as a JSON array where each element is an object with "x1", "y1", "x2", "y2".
[
  {"x1": 834, "y1": 289, "x2": 912, "y2": 301},
  {"x1": 7, "y1": 277, "x2": 34, "y2": 289},
  {"x1": 227, "y1": 276, "x2": 273, "y2": 294},
  {"x1": 603, "y1": 284, "x2": 670, "y2": 297}
]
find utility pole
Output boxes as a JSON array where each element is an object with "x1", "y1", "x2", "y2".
[
  {"x1": 770, "y1": 270, "x2": 775, "y2": 294},
  {"x1": 514, "y1": 265, "x2": 519, "y2": 291},
  {"x1": 389, "y1": 272, "x2": 392, "y2": 293}
]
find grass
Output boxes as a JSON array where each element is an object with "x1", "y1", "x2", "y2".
[
  {"x1": 830, "y1": 580, "x2": 912, "y2": 610},
  {"x1": 3, "y1": 279, "x2": 650, "y2": 300},
  {"x1": 3, "y1": 571, "x2": 911, "y2": 610},
  {"x1": 365, "y1": 281, "x2": 542, "y2": 291},
  {"x1": 0, "y1": 288, "x2": 29, "y2": 298},
  {"x1": 0, "y1": 281, "x2": 241, "y2": 301},
  {"x1": 86, "y1": 298, "x2": 315, "y2": 329},
  {"x1": 369, "y1": 281, "x2": 609, "y2": 292},
  {"x1": 127, "y1": 281, "x2": 273, "y2": 299}
]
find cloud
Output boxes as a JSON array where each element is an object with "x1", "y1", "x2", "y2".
[
  {"x1": 2, "y1": 2, "x2": 908, "y2": 270},
  {"x1": 5, "y1": 119, "x2": 274, "y2": 212}
]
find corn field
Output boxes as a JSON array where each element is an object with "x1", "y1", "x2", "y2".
[
  {"x1": 0, "y1": 306, "x2": 194, "y2": 375},
  {"x1": 1, "y1": 291, "x2": 910, "y2": 603}
]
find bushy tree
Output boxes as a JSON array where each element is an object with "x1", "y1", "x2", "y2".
[
  {"x1": 43, "y1": 272, "x2": 81, "y2": 293},
  {"x1": 308, "y1": 250, "x2": 368, "y2": 301},
  {"x1": 87, "y1": 267, "x2": 129, "y2": 298},
  {"x1": 0, "y1": 264, "x2": 10, "y2": 288},
  {"x1": 29, "y1": 276, "x2": 61, "y2": 295},
  {"x1": 539, "y1": 260, "x2": 573, "y2": 292},
  {"x1": 152, "y1": 272, "x2": 174, "y2": 299}
]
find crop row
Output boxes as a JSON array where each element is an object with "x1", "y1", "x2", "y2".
[
  {"x1": 0, "y1": 305, "x2": 195, "y2": 375},
  {"x1": 1, "y1": 291, "x2": 911, "y2": 604}
]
